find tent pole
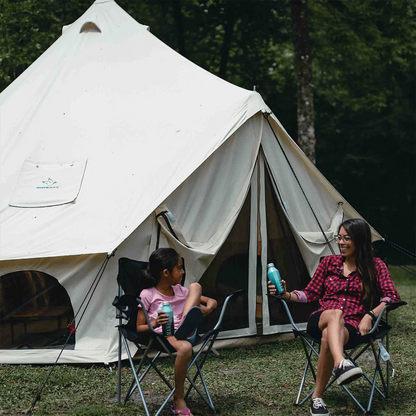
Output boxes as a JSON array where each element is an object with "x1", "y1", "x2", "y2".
[{"x1": 117, "y1": 282, "x2": 123, "y2": 404}]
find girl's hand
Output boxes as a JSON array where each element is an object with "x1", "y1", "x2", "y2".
[
  {"x1": 200, "y1": 296, "x2": 218, "y2": 316},
  {"x1": 153, "y1": 311, "x2": 168, "y2": 328},
  {"x1": 200, "y1": 301, "x2": 217, "y2": 316},
  {"x1": 358, "y1": 314, "x2": 373, "y2": 336}
]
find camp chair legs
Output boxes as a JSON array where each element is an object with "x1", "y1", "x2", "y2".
[
  {"x1": 124, "y1": 338, "x2": 219, "y2": 415},
  {"x1": 294, "y1": 335, "x2": 319, "y2": 406},
  {"x1": 114, "y1": 290, "x2": 244, "y2": 415},
  {"x1": 271, "y1": 296, "x2": 406, "y2": 414},
  {"x1": 294, "y1": 335, "x2": 397, "y2": 413},
  {"x1": 295, "y1": 338, "x2": 392, "y2": 413}
]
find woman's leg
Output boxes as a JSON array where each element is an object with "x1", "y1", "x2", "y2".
[
  {"x1": 167, "y1": 337, "x2": 194, "y2": 415},
  {"x1": 318, "y1": 309, "x2": 349, "y2": 367},
  {"x1": 312, "y1": 310, "x2": 349, "y2": 398}
]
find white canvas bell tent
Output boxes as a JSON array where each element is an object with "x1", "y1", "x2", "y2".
[{"x1": 0, "y1": 0, "x2": 383, "y2": 364}]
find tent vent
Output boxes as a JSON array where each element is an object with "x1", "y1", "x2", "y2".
[{"x1": 80, "y1": 22, "x2": 101, "y2": 33}]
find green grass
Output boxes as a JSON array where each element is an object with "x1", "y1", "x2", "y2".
[{"x1": 0, "y1": 268, "x2": 415, "y2": 416}]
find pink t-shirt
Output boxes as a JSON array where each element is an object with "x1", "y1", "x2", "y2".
[{"x1": 140, "y1": 285, "x2": 189, "y2": 334}]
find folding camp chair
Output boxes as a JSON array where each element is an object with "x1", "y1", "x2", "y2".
[
  {"x1": 113, "y1": 257, "x2": 243, "y2": 416},
  {"x1": 269, "y1": 294, "x2": 407, "y2": 413}
]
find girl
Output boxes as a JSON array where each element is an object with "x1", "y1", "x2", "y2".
[
  {"x1": 137, "y1": 248, "x2": 217, "y2": 416},
  {"x1": 268, "y1": 218, "x2": 401, "y2": 416}
]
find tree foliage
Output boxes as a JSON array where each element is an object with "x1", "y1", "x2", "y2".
[{"x1": 0, "y1": 0, "x2": 414, "y2": 257}]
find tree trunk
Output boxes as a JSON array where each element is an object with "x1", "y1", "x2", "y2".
[
  {"x1": 218, "y1": 4, "x2": 237, "y2": 79},
  {"x1": 292, "y1": 0, "x2": 316, "y2": 164},
  {"x1": 172, "y1": 0, "x2": 187, "y2": 58}
]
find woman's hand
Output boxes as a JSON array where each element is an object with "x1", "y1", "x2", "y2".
[
  {"x1": 358, "y1": 314, "x2": 373, "y2": 336},
  {"x1": 268, "y1": 280, "x2": 277, "y2": 295},
  {"x1": 268, "y1": 279, "x2": 289, "y2": 299}
]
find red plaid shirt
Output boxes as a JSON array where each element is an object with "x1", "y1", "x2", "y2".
[{"x1": 293, "y1": 255, "x2": 401, "y2": 329}]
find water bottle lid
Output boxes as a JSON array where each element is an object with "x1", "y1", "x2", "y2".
[
  {"x1": 267, "y1": 263, "x2": 275, "y2": 268},
  {"x1": 162, "y1": 301, "x2": 170, "y2": 306}
]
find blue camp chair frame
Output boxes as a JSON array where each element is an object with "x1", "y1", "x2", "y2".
[{"x1": 270, "y1": 294, "x2": 406, "y2": 413}]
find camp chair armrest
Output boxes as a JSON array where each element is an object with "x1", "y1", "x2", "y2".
[
  {"x1": 213, "y1": 290, "x2": 244, "y2": 331},
  {"x1": 385, "y1": 300, "x2": 407, "y2": 312},
  {"x1": 368, "y1": 300, "x2": 407, "y2": 335},
  {"x1": 267, "y1": 294, "x2": 302, "y2": 332},
  {"x1": 136, "y1": 297, "x2": 158, "y2": 334}
]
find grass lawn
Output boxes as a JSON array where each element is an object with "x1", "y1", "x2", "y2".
[{"x1": 0, "y1": 268, "x2": 415, "y2": 416}]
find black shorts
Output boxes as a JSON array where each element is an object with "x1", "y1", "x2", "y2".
[{"x1": 307, "y1": 311, "x2": 360, "y2": 350}]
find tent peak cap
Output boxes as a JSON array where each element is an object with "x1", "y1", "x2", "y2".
[{"x1": 93, "y1": 0, "x2": 116, "y2": 4}]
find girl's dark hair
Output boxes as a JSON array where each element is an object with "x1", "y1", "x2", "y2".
[
  {"x1": 339, "y1": 218, "x2": 378, "y2": 309},
  {"x1": 141, "y1": 248, "x2": 180, "y2": 288}
]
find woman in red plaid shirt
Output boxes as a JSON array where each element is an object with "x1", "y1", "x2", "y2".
[{"x1": 268, "y1": 218, "x2": 401, "y2": 416}]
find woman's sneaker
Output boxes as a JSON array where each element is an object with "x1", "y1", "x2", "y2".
[
  {"x1": 334, "y1": 359, "x2": 363, "y2": 385},
  {"x1": 310, "y1": 397, "x2": 329, "y2": 416}
]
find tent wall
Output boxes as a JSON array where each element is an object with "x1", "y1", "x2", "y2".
[
  {"x1": 0, "y1": 0, "x2": 270, "y2": 262},
  {"x1": 0, "y1": 213, "x2": 156, "y2": 364},
  {"x1": 153, "y1": 114, "x2": 263, "y2": 284},
  {"x1": 0, "y1": 253, "x2": 111, "y2": 363}
]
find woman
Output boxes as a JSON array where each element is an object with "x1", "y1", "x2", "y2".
[{"x1": 268, "y1": 218, "x2": 400, "y2": 416}]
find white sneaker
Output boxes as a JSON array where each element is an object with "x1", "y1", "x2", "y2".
[
  {"x1": 334, "y1": 359, "x2": 363, "y2": 385},
  {"x1": 310, "y1": 397, "x2": 330, "y2": 416}
]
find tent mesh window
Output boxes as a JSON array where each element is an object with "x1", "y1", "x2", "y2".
[
  {"x1": 198, "y1": 190, "x2": 251, "y2": 333},
  {"x1": 264, "y1": 171, "x2": 318, "y2": 327},
  {"x1": 0, "y1": 271, "x2": 75, "y2": 349}
]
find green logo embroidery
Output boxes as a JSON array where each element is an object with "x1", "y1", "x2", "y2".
[{"x1": 37, "y1": 178, "x2": 59, "y2": 189}]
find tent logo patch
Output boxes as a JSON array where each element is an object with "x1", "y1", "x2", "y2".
[{"x1": 37, "y1": 178, "x2": 59, "y2": 189}]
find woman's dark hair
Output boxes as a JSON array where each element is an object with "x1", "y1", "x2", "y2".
[
  {"x1": 339, "y1": 218, "x2": 378, "y2": 309},
  {"x1": 141, "y1": 248, "x2": 180, "y2": 288}
]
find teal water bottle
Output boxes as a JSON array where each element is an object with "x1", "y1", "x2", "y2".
[
  {"x1": 160, "y1": 301, "x2": 174, "y2": 336},
  {"x1": 267, "y1": 263, "x2": 285, "y2": 295}
]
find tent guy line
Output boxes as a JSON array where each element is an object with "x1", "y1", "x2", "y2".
[
  {"x1": 263, "y1": 112, "x2": 336, "y2": 255},
  {"x1": 25, "y1": 251, "x2": 114, "y2": 416}
]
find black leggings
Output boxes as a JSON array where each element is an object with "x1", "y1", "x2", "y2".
[{"x1": 307, "y1": 311, "x2": 360, "y2": 350}]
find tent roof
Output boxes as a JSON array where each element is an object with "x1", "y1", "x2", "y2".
[{"x1": 0, "y1": 0, "x2": 269, "y2": 261}]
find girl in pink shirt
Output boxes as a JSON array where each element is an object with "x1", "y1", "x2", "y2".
[{"x1": 136, "y1": 248, "x2": 217, "y2": 416}]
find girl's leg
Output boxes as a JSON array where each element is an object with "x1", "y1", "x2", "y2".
[
  {"x1": 312, "y1": 310, "x2": 349, "y2": 398},
  {"x1": 167, "y1": 337, "x2": 194, "y2": 415},
  {"x1": 175, "y1": 283, "x2": 203, "y2": 341},
  {"x1": 182, "y1": 283, "x2": 202, "y2": 318}
]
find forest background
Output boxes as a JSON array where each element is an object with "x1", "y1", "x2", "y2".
[{"x1": 0, "y1": 0, "x2": 414, "y2": 262}]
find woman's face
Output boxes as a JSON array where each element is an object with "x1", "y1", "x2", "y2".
[{"x1": 337, "y1": 226, "x2": 356, "y2": 258}]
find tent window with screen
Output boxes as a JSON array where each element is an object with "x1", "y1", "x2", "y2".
[{"x1": 0, "y1": 271, "x2": 75, "y2": 349}]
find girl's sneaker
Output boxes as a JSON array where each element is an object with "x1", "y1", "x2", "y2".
[
  {"x1": 174, "y1": 306, "x2": 202, "y2": 341},
  {"x1": 334, "y1": 359, "x2": 363, "y2": 385},
  {"x1": 310, "y1": 397, "x2": 329, "y2": 416}
]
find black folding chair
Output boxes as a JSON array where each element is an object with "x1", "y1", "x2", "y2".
[
  {"x1": 113, "y1": 257, "x2": 243, "y2": 416},
  {"x1": 270, "y1": 294, "x2": 407, "y2": 413}
]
